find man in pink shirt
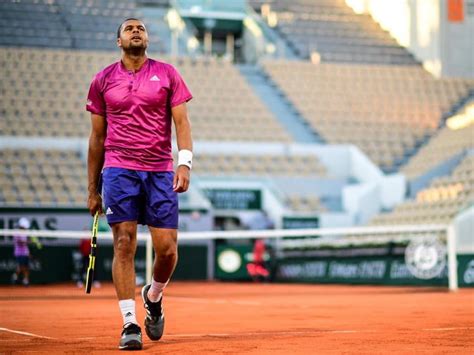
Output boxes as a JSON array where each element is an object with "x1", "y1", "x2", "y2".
[
  {"x1": 12, "y1": 217, "x2": 31, "y2": 286},
  {"x1": 86, "y1": 18, "x2": 193, "y2": 351}
]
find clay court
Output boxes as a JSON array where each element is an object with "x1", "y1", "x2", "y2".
[{"x1": 0, "y1": 282, "x2": 473, "y2": 354}]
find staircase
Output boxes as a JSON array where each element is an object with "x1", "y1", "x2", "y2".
[
  {"x1": 393, "y1": 88, "x2": 474, "y2": 173},
  {"x1": 238, "y1": 64, "x2": 323, "y2": 143}
]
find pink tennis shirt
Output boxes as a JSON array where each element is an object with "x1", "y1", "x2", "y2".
[
  {"x1": 14, "y1": 235, "x2": 29, "y2": 257},
  {"x1": 86, "y1": 58, "x2": 192, "y2": 171}
]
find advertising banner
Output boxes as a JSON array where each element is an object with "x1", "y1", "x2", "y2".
[{"x1": 204, "y1": 189, "x2": 261, "y2": 210}]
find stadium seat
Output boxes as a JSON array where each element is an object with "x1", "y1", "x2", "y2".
[
  {"x1": 1, "y1": 47, "x2": 292, "y2": 142},
  {"x1": 262, "y1": 59, "x2": 473, "y2": 171},
  {"x1": 248, "y1": 0, "x2": 418, "y2": 65},
  {"x1": 0, "y1": 148, "x2": 87, "y2": 207},
  {"x1": 401, "y1": 101, "x2": 474, "y2": 180},
  {"x1": 370, "y1": 155, "x2": 473, "y2": 225}
]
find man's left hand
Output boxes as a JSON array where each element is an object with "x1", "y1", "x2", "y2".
[{"x1": 173, "y1": 165, "x2": 190, "y2": 193}]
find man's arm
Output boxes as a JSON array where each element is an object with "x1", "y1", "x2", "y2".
[
  {"x1": 87, "y1": 113, "x2": 107, "y2": 215},
  {"x1": 171, "y1": 102, "x2": 193, "y2": 193}
]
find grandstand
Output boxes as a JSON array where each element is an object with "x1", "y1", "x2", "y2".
[
  {"x1": 249, "y1": 0, "x2": 418, "y2": 65},
  {"x1": 262, "y1": 60, "x2": 473, "y2": 172},
  {"x1": 0, "y1": 0, "x2": 167, "y2": 51},
  {"x1": 194, "y1": 150, "x2": 329, "y2": 213},
  {"x1": 174, "y1": 57, "x2": 292, "y2": 142},
  {"x1": 193, "y1": 152, "x2": 327, "y2": 177},
  {"x1": 0, "y1": 149, "x2": 87, "y2": 206},
  {"x1": 0, "y1": 0, "x2": 473, "y2": 290},
  {"x1": 1, "y1": 48, "x2": 291, "y2": 141},
  {"x1": 400, "y1": 100, "x2": 474, "y2": 180},
  {"x1": 0, "y1": 0, "x2": 472, "y2": 214},
  {"x1": 371, "y1": 154, "x2": 473, "y2": 226}
]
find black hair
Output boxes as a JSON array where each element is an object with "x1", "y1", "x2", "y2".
[{"x1": 117, "y1": 18, "x2": 143, "y2": 38}]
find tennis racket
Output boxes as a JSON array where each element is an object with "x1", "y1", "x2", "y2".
[{"x1": 85, "y1": 212, "x2": 99, "y2": 294}]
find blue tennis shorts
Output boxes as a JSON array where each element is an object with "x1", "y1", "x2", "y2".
[
  {"x1": 16, "y1": 256, "x2": 29, "y2": 267},
  {"x1": 102, "y1": 167, "x2": 178, "y2": 229}
]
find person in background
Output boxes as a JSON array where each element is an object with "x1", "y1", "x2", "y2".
[
  {"x1": 11, "y1": 217, "x2": 32, "y2": 286},
  {"x1": 77, "y1": 233, "x2": 91, "y2": 288},
  {"x1": 246, "y1": 239, "x2": 270, "y2": 282},
  {"x1": 77, "y1": 227, "x2": 102, "y2": 289}
]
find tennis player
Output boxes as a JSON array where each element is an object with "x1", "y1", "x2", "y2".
[
  {"x1": 86, "y1": 18, "x2": 193, "y2": 350},
  {"x1": 11, "y1": 217, "x2": 31, "y2": 286}
]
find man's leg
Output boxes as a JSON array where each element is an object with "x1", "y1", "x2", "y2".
[
  {"x1": 142, "y1": 227, "x2": 177, "y2": 341},
  {"x1": 112, "y1": 221, "x2": 143, "y2": 350},
  {"x1": 149, "y1": 227, "x2": 178, "y2": 287},
  {"x1": 112, "y1": 221, "x2": 138, "y2": 315},
  {"x1": 102, "y1": 167, "x2": 143, "y2": 350},
  {"x1": 12, "y1": 262, "x2": 20, "y2": 283},
  {"x1": 112, "y1": 221, "x2": 138, "y2": 300},
  {"x1": 21, "y1": 265, "x2": 29, "y2": 286}
]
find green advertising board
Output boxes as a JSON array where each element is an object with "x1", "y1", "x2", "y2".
[
  {"x1": 215, "y1": 244, "x2": 253, "y2": 280},
  {"x1": 458, "y1": 254, "x2": 474, "y2": 287},
  {"x1": 204, "y1": 189, "x2": 261, "y2": 210},
  {"x1": 214, "y1": 243, "x2": 474, "y2": 288},
  {"x1": 275, "y1": 256, "x2": 448, "y2": 286},
  {"x1": 282, "y1": 216, "x2": 319, "y2": 229}
]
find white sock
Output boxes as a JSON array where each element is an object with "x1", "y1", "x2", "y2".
[
  {"x1": 147, "y1": 278, "x2": 168, "y2": 303},
  {"x1": 119, "y1": 299, "x2": 138, "y2": 325}
]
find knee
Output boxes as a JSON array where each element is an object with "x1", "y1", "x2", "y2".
[
  {"x1": 155, "y1": 238, "x2": 177, "y2": 261},
  {"x1": 113, "y1": 228, "x2": 136, "y2": 259}
]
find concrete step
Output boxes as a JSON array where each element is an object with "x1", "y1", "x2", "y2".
[{"x1": 238, "y1": 64, "x2": 323, "y2": 143}]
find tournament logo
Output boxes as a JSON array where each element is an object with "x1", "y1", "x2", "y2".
[
  {"x1": 405, "y1": 237, "x2": 446, "y2": 279},
  {"x1": 218, "y1": 249, "x2": 242, "y2": 273}
]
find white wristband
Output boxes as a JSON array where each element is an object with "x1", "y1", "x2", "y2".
[{"x1": 178, "y1": 149, "x2": 193, "y2": 170}]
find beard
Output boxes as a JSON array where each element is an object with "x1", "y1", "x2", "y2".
[{"x1": 122, "y1": 40, "x2": 147, "y2": 56}]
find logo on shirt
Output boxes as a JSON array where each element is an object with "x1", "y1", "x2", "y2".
[
  {"x1": 106, "y1": 207, "x2": 114, "y2": 215},
  {"x1": 86, "y1": 99, "x2": 92, "y2": 106},
  {"x1": 150, "y1": 75, "x2": 160, "y2": 81}
]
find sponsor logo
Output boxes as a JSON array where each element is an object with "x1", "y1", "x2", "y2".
[
  {"x1": 106, "y1": 207, "x2": 114, "y2": 215},
  {"x1": 218, "y1": 249, "x2": 241, "y2": 273},
  {"x1": 278, "y1": 261, "x2": 327, "y2": 279},
  {"x1": 150, "y1": 75, "x2": 160, "y2": 81},
  {"x1": 405, "y1": 237, "x2": 446, "y2": 279},
  {"x1": 463, "y1": 260, "x2": 474, "y2": 284},
  {"x1": 86, "y1": 99, "x2": 92, "y2": 106}
]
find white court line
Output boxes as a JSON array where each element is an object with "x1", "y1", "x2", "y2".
[{"x1": 0, "y1": 327, "x2": 56, "y2": 340}]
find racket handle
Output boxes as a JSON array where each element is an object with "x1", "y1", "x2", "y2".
[{"x1": 85, "y1": 268, "x2": 94, "y2": 294}]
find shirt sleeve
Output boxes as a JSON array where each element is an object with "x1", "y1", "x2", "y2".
[
  {"x1": 168, "y1": 65, "x2": 193, "y2": 108},
  {"x1": 86, "y1": 74, "x2": 106, "y2": 116}
]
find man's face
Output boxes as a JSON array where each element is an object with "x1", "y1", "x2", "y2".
[{"x1": 117, "y1": 20, "x2": 149, "y2": 51}]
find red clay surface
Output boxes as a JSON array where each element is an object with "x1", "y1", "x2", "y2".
[{"x1": 0, "y1": 282, "x2": 473, "y2": 354}]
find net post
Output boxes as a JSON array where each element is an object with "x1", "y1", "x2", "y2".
[
  {"x1": 447, "y1": 224, "x2": 458, "y2": 292},
  {"x1": 146, "y1": 237, "x2": 153, "y2": 283},
  {"x1": 207, "y1": 239, "x2": 215, "y2": 280}
]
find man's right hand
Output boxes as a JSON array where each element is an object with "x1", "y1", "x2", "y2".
[{"x1": 88, "y1": 192, "x2": 103, "y2": 216}]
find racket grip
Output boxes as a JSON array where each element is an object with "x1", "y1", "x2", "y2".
[{"x1": 85, "y1": 268, "x2": 94, "y2": 294}]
